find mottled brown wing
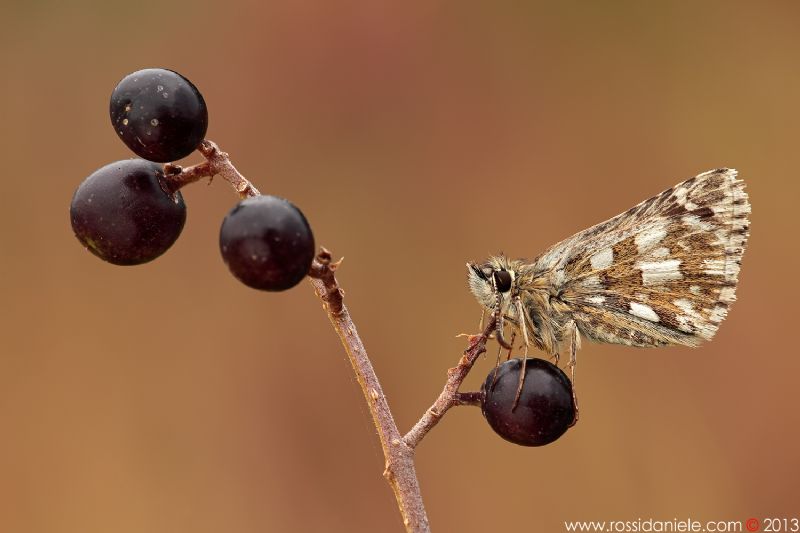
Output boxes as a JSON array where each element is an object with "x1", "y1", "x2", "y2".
[{"x1": 532, "y1": 169, "x2": 750, "y2": 347}]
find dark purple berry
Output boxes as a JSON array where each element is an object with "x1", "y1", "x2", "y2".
[
  {"x1": 481, "y1": 358, "x2": 576, "y2": 446},
  {"x1": 70, "y1": 159, "x2": 186, "y2": 265},
  {"x1": 219, "y1": 195, "x2": 315, "y2": 291},
  {"x1": 110, "y1": 68, "x2": 208, "y2": 162}
]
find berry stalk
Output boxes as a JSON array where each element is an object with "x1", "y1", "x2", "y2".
[{"x1": 162, "y1": 140, "x2": 260, "y2": 198}]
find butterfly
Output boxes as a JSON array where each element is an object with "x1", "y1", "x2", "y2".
[{"x1": 468, "y1": 168, "x2": 750, "y2": 410}]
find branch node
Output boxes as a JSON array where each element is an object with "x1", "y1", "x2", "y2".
[
  {"x1": 198, "y1": 139, "x2": 217, "y2": 157},
  {"x1": 318, "y1": 247, "x2": 333, "y2": 263}
]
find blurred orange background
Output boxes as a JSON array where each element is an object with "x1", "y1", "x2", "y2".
[{"x1": 1, "y1": 2, "x2": 798, "y2": 532}]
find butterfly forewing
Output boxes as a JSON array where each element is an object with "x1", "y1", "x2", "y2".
[{"x1": 530, "y1": 169, "x2": 750, "y2": 348}]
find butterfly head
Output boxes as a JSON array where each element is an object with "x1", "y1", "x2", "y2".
[{"x1": 467, "y1": 256, "x2": 516, "y2": 311}]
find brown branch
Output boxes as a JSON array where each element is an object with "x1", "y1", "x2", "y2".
[
  {"x1": 403, "y1": 317, "x2": 496, "y2": 449},
  {"x1": 161, "y1": 140, "x2": 260, "y2": 198},
  {"x1": 160, "y1": 141, "x2": 493, "y2": 531},
  {"x1": 308, "y1": 248, "x2": 430, "y2": 533}
]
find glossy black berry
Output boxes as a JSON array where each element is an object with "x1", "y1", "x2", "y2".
[
  {"x1": 219, "y1": 195, "x2": 315, "y2": 291},
  {"x1": 70, "y1": 159, "x2": 187, "y2": 265},
  {"x1": 481, "y1": 358, "x2": 576, "y2": 446},
  {"x1": 110, "y1": 68, "x2": 208, "y2": 162}
]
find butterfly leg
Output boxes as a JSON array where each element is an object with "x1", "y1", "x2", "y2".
[
  {"x1": 493, "y1": 314, "x2": 514, "y2": 350},
  {"x1": 566, "y1": 320, "x2": 580, "y2": 426},
  {"x1": 509, "y1": 295, "x2": 533, "y2": 410},
  {"x1": 491, "y1": 290, "x2": 517, "y2": 350},
  {"x1": 490, "y1": 331, "x2": 515, "y2": 389},
  {"x1": 512, "y1": 343, "x2": 529, "y2": 411},
  {"x1": 504, "y1": 331, "x2": 516, "y2": 361},
  {"x1": 513, "y1": 296, "x2": 530, "y2": 347}
]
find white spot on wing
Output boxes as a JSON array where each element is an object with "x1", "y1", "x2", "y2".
[
  {"x1": 634, "y1": 224, "x2": 667, "y2": 253},
  {"x1": 702, "y1": 258, "x2": 726, "y2": 275},
  {"x1": 719, "y1": 287, "x2": 736, "y2": 302},
  {"x1": 674, "y1": 298, "x2": 694, "y2": 314},
  {"x1": 709, "y1": 306, "x2": 727, "y2": 323},
  {"x1": 590, "y1": 248, "x2": 613, "y2": 270},
  {"x1": 652, "y1": 247, "x2": 670, "y2": 258},
  {"x1": 637, "y1": 259, "x2": 683, "y2": 285},
  {"x1": 674, "y1": 187, "x2": 688, "y2": 205},
  {"x1": 629, "y1": 302, "x2": 659, "y2": 322}
]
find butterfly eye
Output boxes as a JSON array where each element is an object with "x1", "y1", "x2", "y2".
[{"x1": 493, "y1": 270, "x2": 512, "y2": 293}]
